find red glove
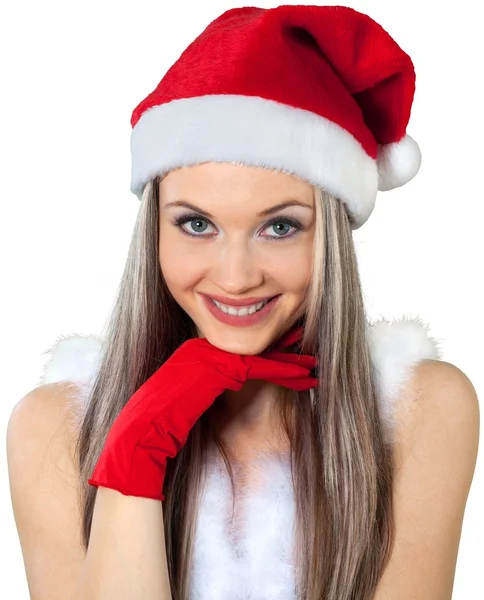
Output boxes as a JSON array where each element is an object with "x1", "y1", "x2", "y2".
[{"x1": 88, "y1": 332, "x2": 317, "y2": 501}]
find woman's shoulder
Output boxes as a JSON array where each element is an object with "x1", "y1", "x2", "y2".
[
  {"x1": 7, "y1": 379, "x2": 85, "y2": 471},
  {"x1": 8, "y1": 379, "x2": 79, "y2": 433}
]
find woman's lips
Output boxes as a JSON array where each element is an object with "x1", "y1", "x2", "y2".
[
  {"x1": 202, "y1": 293, "x2": 275, "y2": 307},
  {"x1": 200, "y1": 293, "x2": 280, "y2": 327}
]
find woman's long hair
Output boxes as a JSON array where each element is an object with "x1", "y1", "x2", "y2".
[{"x1": 74, "y1": 175, "x2": 395, "y2": 600}]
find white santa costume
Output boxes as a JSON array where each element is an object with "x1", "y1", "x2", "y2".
[{"x1": 38, "y1": 5, "x2": 440, "y2": 598}]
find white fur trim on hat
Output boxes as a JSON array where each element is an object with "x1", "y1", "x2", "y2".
[{"x1": 130, "y1": 94, "x2": 379, "y2": 229}]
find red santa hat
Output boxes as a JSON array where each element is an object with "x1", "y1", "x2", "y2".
[{"x1": 129, "y1": 4, "x2": 421, "y2": 229}]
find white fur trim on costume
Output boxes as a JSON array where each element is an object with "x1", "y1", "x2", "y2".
[
  {"x1": 367, "y1": 315, "x2": 441, "y2": 443},
  {"x1": 38, "y1": 332, "x2": 104, "y2": 425},
  {"x1": 130, "y1": 94, "x2": 379, "y2": 229},
  {"x1": 377, "y1": 133, "x2": 422, "y2": 192},
  {"x1": 39, "y1": 333, "x2": 104, "y2": 386},
  {"x1": 189, "y1": 449, "x2": 297, "y2": 599}
]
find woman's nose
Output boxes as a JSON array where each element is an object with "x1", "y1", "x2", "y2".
[{"x1": 210, "y1": 239, "x2": 264, "y2": 294}]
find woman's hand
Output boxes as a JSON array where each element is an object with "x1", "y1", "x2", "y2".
[{"x1": 88, "y1": 332, "x2": 317, "y2": 501}]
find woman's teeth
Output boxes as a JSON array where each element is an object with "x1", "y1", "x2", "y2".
[{"x1": 211, "y1": 298, "x2": 269, "y2": 316}]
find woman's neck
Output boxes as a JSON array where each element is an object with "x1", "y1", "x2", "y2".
[{"x1": 212, "y1": 379, "x2": 289, "y2": 459}]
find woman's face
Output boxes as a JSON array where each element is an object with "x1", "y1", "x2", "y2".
[{"x1": 158, "y1": 162, "x2": 315, "y2": 355}]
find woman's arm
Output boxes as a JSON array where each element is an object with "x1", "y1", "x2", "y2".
[
  {"x1": 72, "y1": 488, "x2": 172, "y2": 600},
  {"x1": 374, "y1": 360, "x2": 480, "y2": 599},
  {"x1": 7, "y1": 382, "x2": 86, "y2": 600},
  {"x1": 7, "y1": 382, "x2": 172, "y2": 600}
]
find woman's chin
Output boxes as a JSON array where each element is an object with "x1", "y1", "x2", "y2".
[{"x1": 201, "y1": 331, "x2": 274, "y2": 356}]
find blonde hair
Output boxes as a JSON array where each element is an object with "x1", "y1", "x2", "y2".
[{"x1": 75, "y1": 175, "x2": 395, "y2": 600}]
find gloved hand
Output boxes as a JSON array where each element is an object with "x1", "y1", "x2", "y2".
[{"x1": 88, "y1": 331, "x2": 317, "y2": 500}]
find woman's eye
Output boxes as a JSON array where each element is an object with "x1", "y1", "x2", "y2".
[
  {"x1": 262, "y1": 219, "x2": 301, "y2": 239},
  {"x1": 174, "y1": 216, "x2": 216, "y2": 237},
  {"x1": 185, "y1": 218, "x2": 211, "y2": 234},
  {"x1": 266, "y1": 222, "x2": 293, "y2": 237}
]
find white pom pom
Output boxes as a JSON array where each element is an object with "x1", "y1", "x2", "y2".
[{"x1": 377, "y1": 133, "x2": 422, "y2": 191}]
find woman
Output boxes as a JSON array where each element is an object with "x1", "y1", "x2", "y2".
[{"x1": 7, "y1": 5, "x2": 479, "y2": 600}]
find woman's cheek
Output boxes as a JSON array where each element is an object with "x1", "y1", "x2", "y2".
[{"x1": 262, "y1": 242, "x2": 313, "y2": 289}]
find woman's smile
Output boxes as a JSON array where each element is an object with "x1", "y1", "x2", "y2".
[{"x1": 199, "y1": 292, "x2": 281, "y2": 327}]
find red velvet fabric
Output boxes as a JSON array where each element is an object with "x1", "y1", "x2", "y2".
[
  {"x1": 88, "y1": 330, "x2": 317, "y2": 501},
  {"x1": 131, "y1": 5, "x2": 416, "y2": 153}
]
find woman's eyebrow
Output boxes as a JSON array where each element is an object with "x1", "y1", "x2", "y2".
[{"x1": 163, "y1": 199, "x2": 313, "y2": 218}]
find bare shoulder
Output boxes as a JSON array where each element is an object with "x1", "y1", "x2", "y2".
[
  {"x1": 375, "y1": 359, "x2": 480, "y2": 599},
  {"x1": 392, "y1": 358, "x2": 480, "y2": 471},
  {"x1": 6, "y1": 381, "x2": 86, "y2": 600}
]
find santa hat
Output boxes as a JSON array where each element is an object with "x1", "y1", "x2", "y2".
[{"x1": 129, "y1": 5, "x2": 421, "y2": 229}]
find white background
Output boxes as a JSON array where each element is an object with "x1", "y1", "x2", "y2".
[{"x1": 1, "y1": 0, "x2": 482, "y2": 597}]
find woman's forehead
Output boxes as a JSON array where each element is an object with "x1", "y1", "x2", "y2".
[{"x1": 159, "y1": 162, "x2": 315, "y2": 200}]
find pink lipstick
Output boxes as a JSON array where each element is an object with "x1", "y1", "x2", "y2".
[{"x1": 199, "y1": 293, "x2": 280, "y2": 327}]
